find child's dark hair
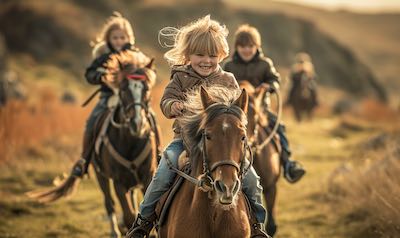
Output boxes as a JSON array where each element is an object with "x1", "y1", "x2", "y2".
[{"x1": 234, "y1": 24, "x2": 261, "y2": 48}]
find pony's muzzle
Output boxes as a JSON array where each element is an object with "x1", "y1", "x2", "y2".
[{"x1": 215, "y1": 179, "x2": 241, "y2": 205}]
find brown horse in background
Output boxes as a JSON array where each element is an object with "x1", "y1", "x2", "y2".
[
  {"x1": 287, "y1": 71, "x2": 318, "y2": 122},
  {"x1": 27, "y1": 51, "x2": 160, "y2": 238},
  {"x1": 240, "y1": 81, "x2": 281, "y2": 237},
  {"x1": 158, "y1": 86, "x2": 253, "y2": 238}
]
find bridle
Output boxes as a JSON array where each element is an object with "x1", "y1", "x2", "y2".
[
  {"x1": 247, "y1": 89, "x2": 282, "y2": 154},
  {"x1": 165, "y1": 104, "x2": 253, "y2": 192},
  {"x1": 110, "y1": 73, "x2": 151, "y2": 137}
]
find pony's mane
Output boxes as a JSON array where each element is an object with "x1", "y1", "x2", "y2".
[
  {"x1": 178, "y1": 85, "x2": 247, "y2": 161},
  {"x1": 103, "y1": 50, "x2": 153, "y2": 88}
]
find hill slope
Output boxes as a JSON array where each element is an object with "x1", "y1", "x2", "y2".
[{"x1": 0, "y1": 0, "x2": 388, "y2": 101}]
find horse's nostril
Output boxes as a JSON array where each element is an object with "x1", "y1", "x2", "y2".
[{"x1": 233, "y1": 179, "x2": 240, "y2": 194}]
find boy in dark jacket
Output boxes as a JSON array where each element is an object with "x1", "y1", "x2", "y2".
[{"x1": 224, "y1": 24, "x2": 305, "y2": 183}]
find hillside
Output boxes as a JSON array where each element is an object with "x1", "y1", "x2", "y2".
[
  {"x1": 225, "y1": 0, "x2": 400, "y2": 103},
  {"x1": 0, "y1": 0, "x2": 388, "y2": 102}
]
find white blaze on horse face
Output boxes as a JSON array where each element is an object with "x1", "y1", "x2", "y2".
[
  {"x1": 222, "y1": 120, "x2": 230, "y2": 133},
  {"x1": 129, "y1": 80, "x2": 145, "y2": 130}
]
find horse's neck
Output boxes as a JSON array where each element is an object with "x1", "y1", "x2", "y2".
[{"x1": 108, "y1": 107, "x2": 143, "y2": 154}]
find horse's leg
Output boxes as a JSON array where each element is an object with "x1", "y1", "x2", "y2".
[
  {"x1": 264, "y1": 184, "x2": 278, "y2": 237},
  {"x1": 307, "y1": 106, "x2": 313, "y2": 121},
  {"x1": 94, "y1": 170, "x2": 121, "y2": 238},
  {"x1": 113, "y1": 182, "x2": 135, "y2": 231},
  {"x1": 294, "y1": 106, "x2": 301, "y2": 122},
  {"x1": 259, "y1": 147, "x2": 280, "y2": 237},
  {"x1": 130, "y1": 189, "x2": 139, "y2": 217}
]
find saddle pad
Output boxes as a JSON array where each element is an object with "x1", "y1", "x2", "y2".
[{"x1": 155, "y1": 163, "x2": 191, "y2": 226}]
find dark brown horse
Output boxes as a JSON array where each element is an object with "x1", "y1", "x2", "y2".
[
  {"x1": 27, "y1": 51, "x2": 159, "y2": 238},
  {"x1": 158, "y1": 86, "x2": 252, "y2": 238},
  {"x1": 240, "y1": 81, "x2": 281, "y2": 236},
  {"x1": 287, "y1": 71, "x2": 318, "y2": 122}
]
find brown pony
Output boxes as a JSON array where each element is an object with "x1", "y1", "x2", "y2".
[
  {"x1": 27, "y1": 51, "x2": 160, "y2": 238},
  {"x1": 240, "y1": 81, "x2": 281, "y2": 236},
  {"x1": 287, "y1": 70, "x2": 318, "y2": 122},
  {"x1": 158, "y1": 86, "x2": 252, "y2": 238}
]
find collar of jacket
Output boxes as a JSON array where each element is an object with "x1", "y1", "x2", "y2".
[
  {"x1": 171, "y1": 64, "x2": 223, "y2": 81},
  {"x1": 232, "y1": 49, "x2": 263, "y2": 64}
]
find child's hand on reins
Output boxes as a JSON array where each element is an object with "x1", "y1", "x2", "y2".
[{"x1": 171, "y1": 101, "x2": 185, "y2": 117}]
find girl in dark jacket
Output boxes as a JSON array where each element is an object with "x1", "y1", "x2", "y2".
[{"x1": 71, "y1": 12, "x2": 150, "y2": 177}]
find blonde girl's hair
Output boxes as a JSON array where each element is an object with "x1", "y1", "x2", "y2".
[
  {"x1": 158, "y1": 15, "x2": 229, "y2": 65},
  {"x1": 234, "y1": 24, "x2": 261, "y2": 48},
  {"x1": 91, "y1": 12, "x2": 135, "y2": 57},
  {"x1": 292, "y1": 52, "x2": 315, "y2": 77}
]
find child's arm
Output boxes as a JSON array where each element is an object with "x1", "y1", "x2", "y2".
[
  {"x1": 263, "y1": 58, "x2": 281, "y2": 91},
  {"x1": 160, "y1": 73, "x2": 185, "y2": 119},
  {"x1": 84, "y1": 54, "x2": 111, "y2": 85}
]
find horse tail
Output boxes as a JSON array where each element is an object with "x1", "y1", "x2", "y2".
[{"x1": 26, "y1": 173, "x2": 81, "y2": 203}]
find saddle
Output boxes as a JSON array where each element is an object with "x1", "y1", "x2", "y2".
[{"x1": 90, "y1": 97, "x2": 157, "y2": 182}]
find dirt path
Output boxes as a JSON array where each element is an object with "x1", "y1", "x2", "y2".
[{"x1": 0, "y1": 116, "x2": 374, "y2": 237}]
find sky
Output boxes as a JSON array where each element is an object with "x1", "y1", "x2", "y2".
[{"x1": 274, "y1": 0, "x2": 400, "y2": 13}]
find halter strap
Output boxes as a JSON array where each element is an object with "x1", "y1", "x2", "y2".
[{"x1": 209, "y1": 160, "x2": 241, "y2": 172}]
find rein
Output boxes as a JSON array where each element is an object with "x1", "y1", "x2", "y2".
[
  {"x1": 249, "y1": 88, "x2": 283, "y2": 154},
  {"x1": 110, "y1": 98, "x2": 151, "y2": 137}
]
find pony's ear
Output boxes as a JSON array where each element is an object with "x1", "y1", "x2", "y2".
[
  {"x1": 146, "y1": 58, "x2": 155, "y2": 70},
  {"x1": 233, "y1": 89, "x2": 248, "y2": 113},
  {"x1": 255, "y1": 83, "x2": 268, "y2": 105},
  {"x1": 200, "y1": 86, "x2": 215, "y2": 109}
]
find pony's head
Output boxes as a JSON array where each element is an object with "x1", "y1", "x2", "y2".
[
  {"x1": 179, "y1": 85, "x2": 251, "y2": 207},
  {"x1": 239, "y1": 81, "x2": 269, "y2": 143},
  {"x1": 104, "y1": 51, "x2": 156, "y2": 137}
]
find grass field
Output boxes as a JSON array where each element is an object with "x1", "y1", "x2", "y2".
[{"x1": 1, "y1": 98, "x2": 397, "y2": 237}]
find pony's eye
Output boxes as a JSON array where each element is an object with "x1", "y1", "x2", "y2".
[
  {"x1": 205, "y1": 134, "x2": 211, "y2": 140},
  {"x1": 241, "y1": 136, "x2": 246, "y2": 141}
]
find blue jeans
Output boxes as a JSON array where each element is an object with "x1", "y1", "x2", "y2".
[
  {"x1": 268, "y1": 111, "x2": 290, "y2": 155},
  {"x1": 139, "y1": 139, "x2": 185, "y2": 218},
  {"x1": 139, "y1": 139, "x2": 266, "y2": 224}
]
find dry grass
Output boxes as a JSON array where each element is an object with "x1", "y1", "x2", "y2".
[
  {"x1": 356, "y1": 98, "x2": 400, "y2": 122},
  {"x1": 328, "y1": 132, "x2": 400, "y2": 237},
  {"x1": 0, "y1": 88, "x2": 90, "y2": 163}
]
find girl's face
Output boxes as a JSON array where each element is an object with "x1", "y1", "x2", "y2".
[
  {"x1": 237, "y1": 44, "x2": 257, "y2": 62},
  {"x1": 189, "y1": 53, "x2": 220, "y2": 77},
  {"x1": 109, "y1": 29, "x2": 129, "y2": 51}
]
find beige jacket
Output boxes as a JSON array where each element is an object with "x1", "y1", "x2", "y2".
[{"x1": 160, "y1": 65, "x2": 239, "y2": 138}]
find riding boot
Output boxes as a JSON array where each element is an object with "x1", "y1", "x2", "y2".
[
  {"x1": 281, "y1": 150, "x2": 305, "y2": 183},
  {"x1": 251, "y1": 223, "x2": 271, "y2": 238},
  {"x1": 126, "y1": 213, "x2": 155, "y2": 238},
  {"x1": 71, "y1": 131, "x2": 93, "y2": 178}
]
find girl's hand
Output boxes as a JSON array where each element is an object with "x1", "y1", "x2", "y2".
[{"x1": 171, "y1": 101, "x2": 185, "y2": 117}]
